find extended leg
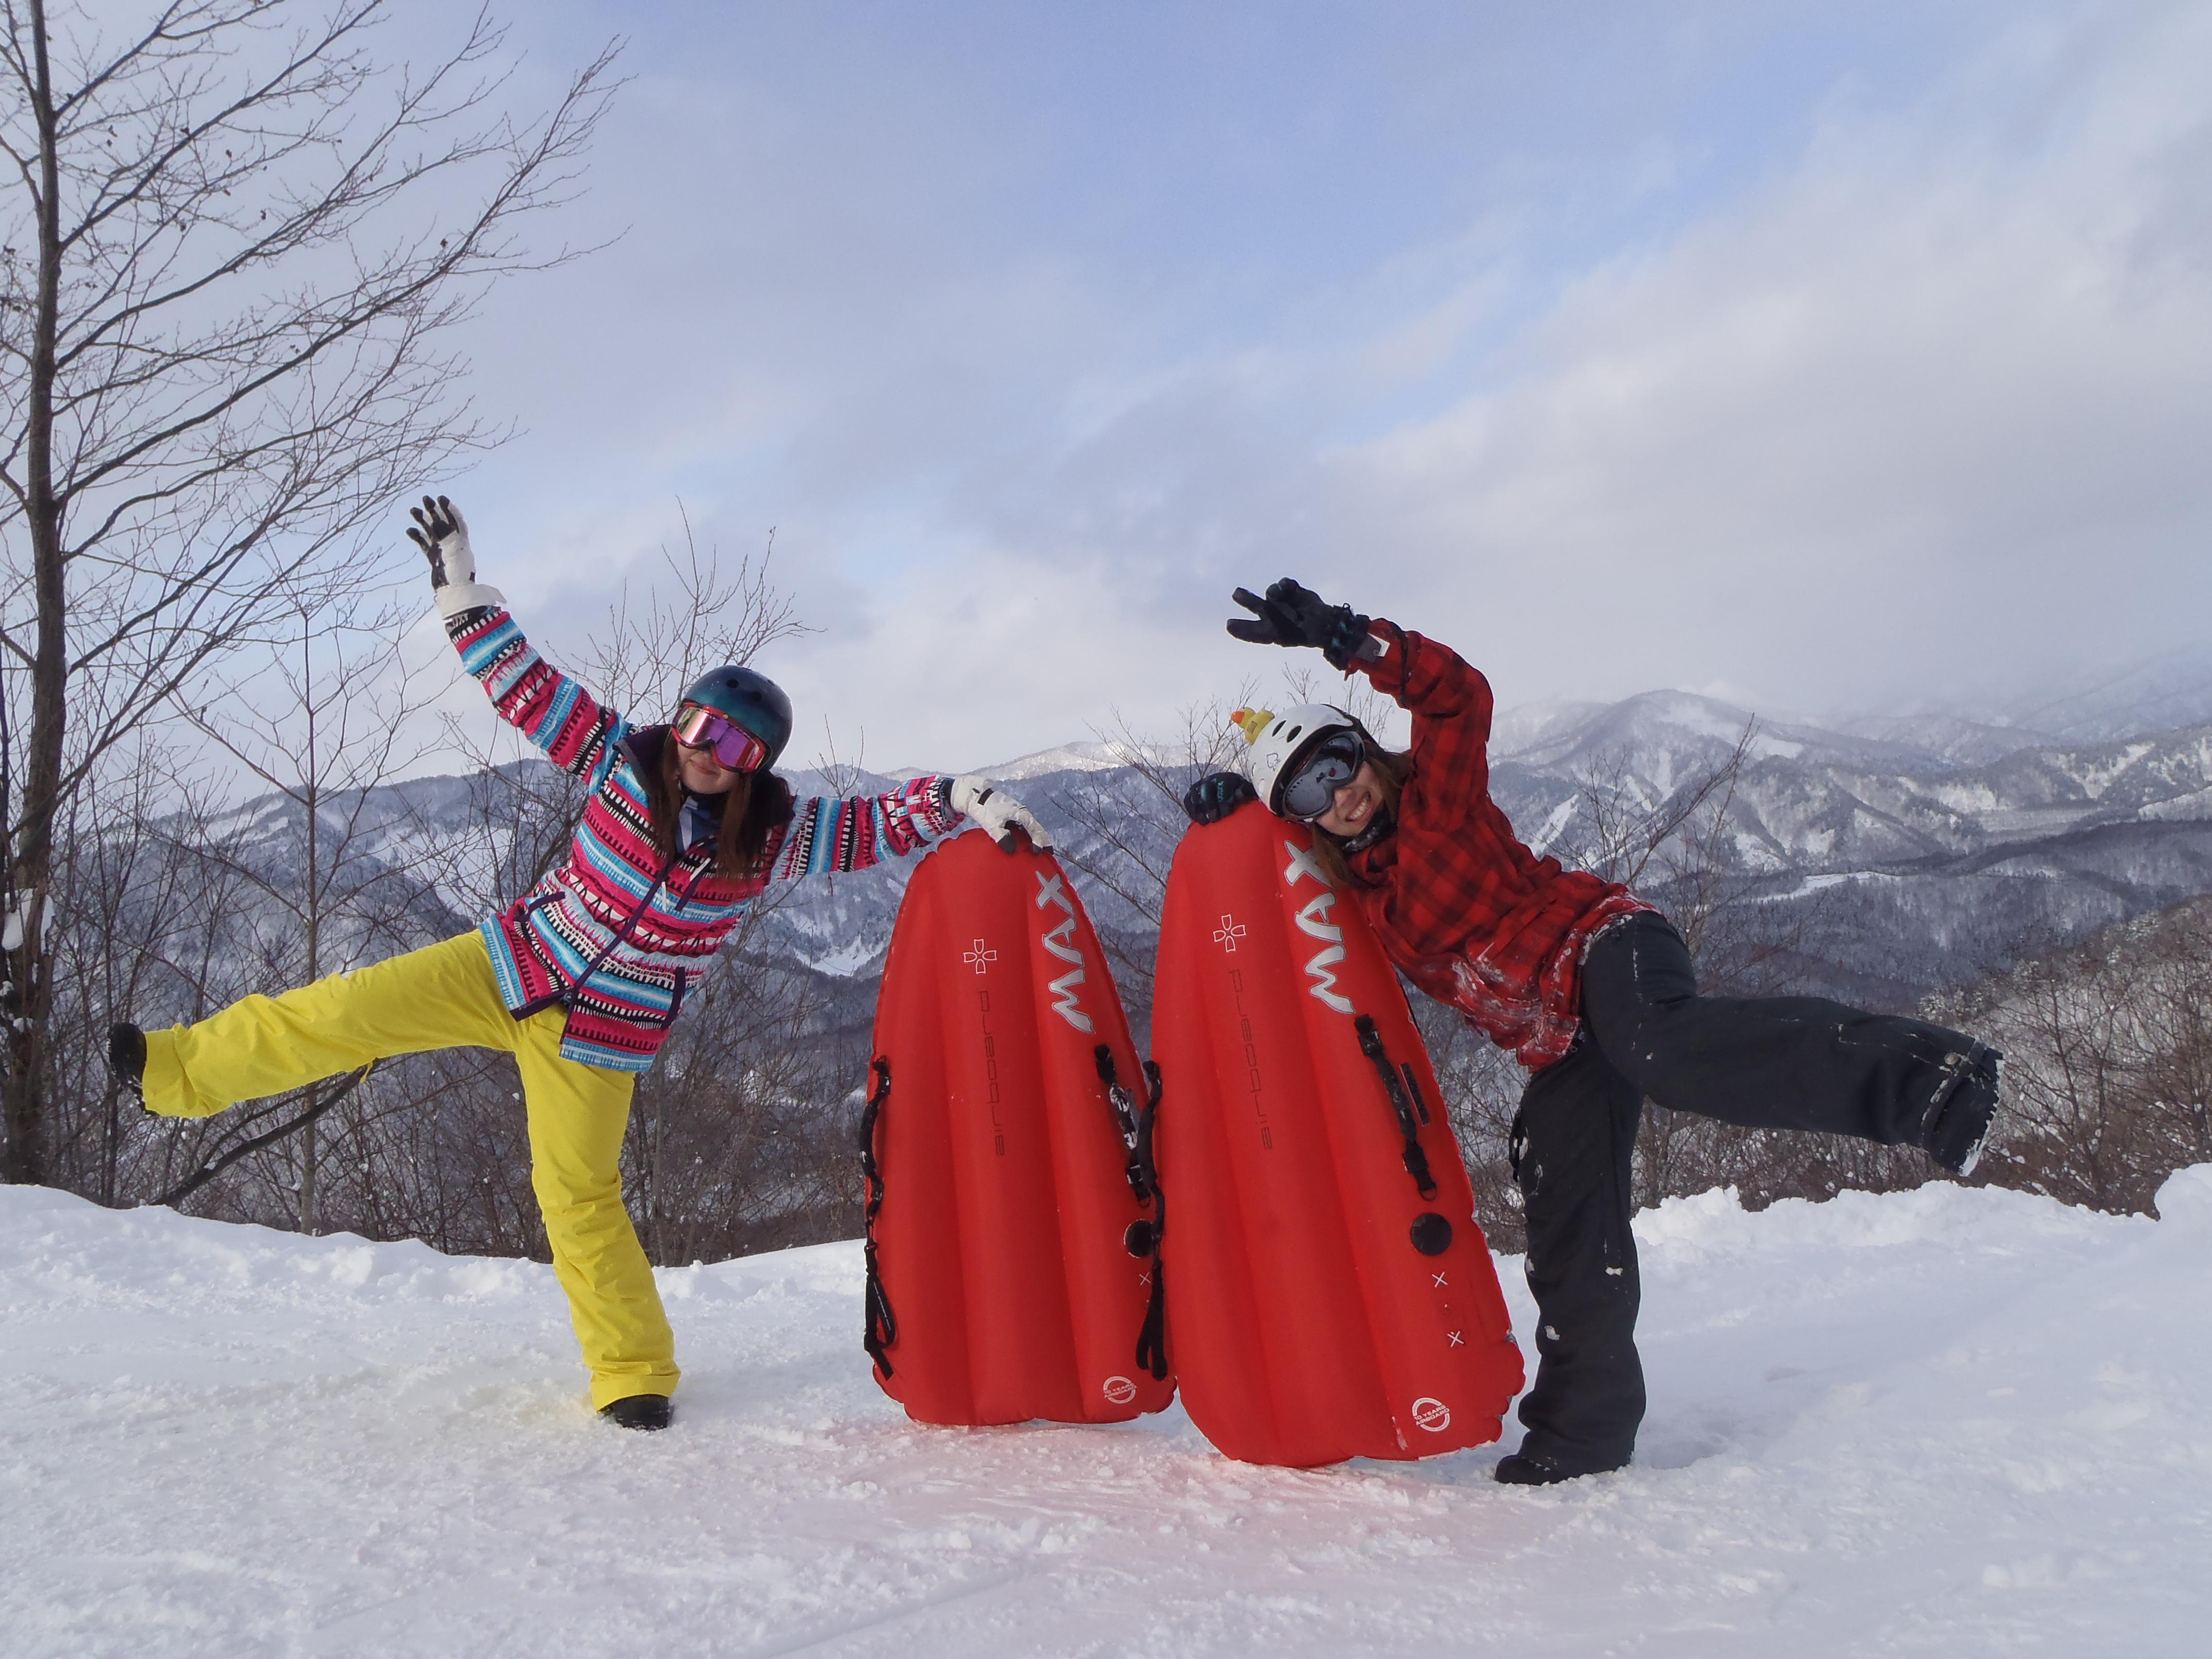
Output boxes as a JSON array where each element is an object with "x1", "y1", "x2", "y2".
[
  {"x1": 140, "y1": 932, "x2": 514, "y2": 1118},
  {"x1": 1580, "y1": 913, "x2": 1993, "y2": 1149},
  {"x1": 1508, "y1": 1037, "x2": 1645, "y2": 1477},
  {"x1": 510, "y1": 1010, "x2": 678, "y2": 1410}
]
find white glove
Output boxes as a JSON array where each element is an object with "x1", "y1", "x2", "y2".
[
  {"x1": 406, "y1": 495, "x2": 506, "y2": 620},
  {"x1": 947, "y1": 775, "x2": 1053, "y2": 851}
]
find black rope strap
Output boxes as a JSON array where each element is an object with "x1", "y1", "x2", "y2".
[
  {"x1": 1098, "y1": 1045, "x2": 1170, "y2": 1382},
  {"x1": 1132, "y1": 1059, "x2": 1169, "y2": 1382},
  {"x1": 857, "y1": 1056, "x2": 897, "y2": 1379},
  {"x1": 1093, "y1": 1044, "x2": 1153, "y2": 1205},
  {"x1": 1355, "y1": 1015, "x2": 1438, "y2": 1200}
]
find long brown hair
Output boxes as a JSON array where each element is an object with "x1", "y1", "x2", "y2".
[
  {"x1": 646, "y1": 729, "x2": 793, "y2": 879},
  {"x1": 1308, "y1": 738, "x2": 1411, "y2": 888}
]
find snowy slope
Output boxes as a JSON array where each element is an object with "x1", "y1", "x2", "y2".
[{"x1": 4, "y1": 1176, "x2": 2208, "y2": 1657}]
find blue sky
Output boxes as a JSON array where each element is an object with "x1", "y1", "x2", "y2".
[{"x1": 400, "y1": 0, "x2": 2212, "y2": 772}]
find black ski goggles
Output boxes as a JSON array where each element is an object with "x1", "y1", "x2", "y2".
[{"x1": 1280, "y1": 729, "x2": 1365, "y2": 821}]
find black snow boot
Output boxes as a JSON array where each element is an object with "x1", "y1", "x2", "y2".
[
  {"x1": 107, "y1": 1022, "x2": 147, "y2": 1103},
  {"x1": 1922, "y1": 1043, "x2": 2003, "y2": 1177},
  {"x1": 1494, "y1": 1451, "x2": 1622, "y2": 1487},
  {"x1": 599, "y1": 1394, "x2": 673, "y2": 1432}
]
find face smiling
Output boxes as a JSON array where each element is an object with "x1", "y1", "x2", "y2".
[
  {"x1": 675, "y1": 737, "x2": 738, "y2": 795},
  {"x1": 1314, "y1": 762, "x2": 1383, "y2": 837}
]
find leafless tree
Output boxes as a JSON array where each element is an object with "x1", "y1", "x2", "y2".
[
  {"x1": 1938, "y1": 897, "x2": 2212, "y2": 1214},
  {"x1": 583, "y1": 511, "x2": 805, "y2": 719},
  {"x1": 0, "y1": 0, "x2": 619, "y2": 1182},
  {"x1": 151, "y1": 588, "x2": 445, "y2": 1225},
  {"x1": 35, "y1": 729, "x2": 233, "y2": 1198},
  {"x1": 1553, "y1": 722, "x2": 1754, "y2": 899}
]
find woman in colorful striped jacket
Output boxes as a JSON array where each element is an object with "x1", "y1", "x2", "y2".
[{"x1": 109, "y1": 497, "x2": 1048, "y2": 1432}]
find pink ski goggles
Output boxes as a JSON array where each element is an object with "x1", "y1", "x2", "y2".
[{"x1": 672, "y1": 704, "x2": 770, "y2": 773}]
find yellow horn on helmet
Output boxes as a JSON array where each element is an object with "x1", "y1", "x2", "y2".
[{"x1": 1229, "y1": 707, "x2": 1274, "y2": 745}]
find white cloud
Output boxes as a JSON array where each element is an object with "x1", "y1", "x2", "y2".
[
  {"x1": 410, "y1": 0, "x2": 2212, "y2": 771},
  {"x1": 1318, "y1": 1, "x2": 2212, "y2": 713}
]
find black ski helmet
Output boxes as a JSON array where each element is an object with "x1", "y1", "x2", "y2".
[{"x1": 677, "y1": 665, "x2": 793, "y2": 769}]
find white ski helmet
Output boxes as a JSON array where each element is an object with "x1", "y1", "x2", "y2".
[{"x1": 1232, "y1": 704, "x2": 1360, "y2": 818}]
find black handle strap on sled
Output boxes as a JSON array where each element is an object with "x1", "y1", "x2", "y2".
[
  {"x1": 1401, "y1": 1061, "x2": 1432, "y2": 1125},
  {"x1": 1355, "y1": 1015, "x2": 1439, "y2": 1200},
  {"x1": 1097, "y1": 1045, "x2": 1169, "y2": 1382},
  {"x1": 1093, "y1": 1044, "x2": 1153, "y2": 1205},
  {"x1": 1132, "y1": 1059, "x2": 1169, "y2": 1383},
  {"x1": 857, "y1": 1056, "x2": 898, "y2": 1380}
]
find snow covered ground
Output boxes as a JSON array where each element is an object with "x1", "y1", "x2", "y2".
[{"x1": 4, "y1": 1174, "x2": 2208, "y2": 1657}]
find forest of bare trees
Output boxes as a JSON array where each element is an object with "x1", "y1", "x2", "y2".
[{"x1": 1932, "y1": 897, "x2": 2212, "y2": 1217}]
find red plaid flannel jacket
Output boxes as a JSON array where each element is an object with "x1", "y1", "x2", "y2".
[{"x1": 1344, "y1": 620, "x2": 1653, "y2": 1070}]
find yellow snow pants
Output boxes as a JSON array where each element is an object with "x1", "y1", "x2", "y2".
[{"x1": 140, "y1": 931, "x2": 678, "y2": 1409}]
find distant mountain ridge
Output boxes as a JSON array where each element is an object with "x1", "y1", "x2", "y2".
[
  {"x1": 156, "y1": 670, "x2": 2212, "y2": 1050},
  {"x1": 809, "y1": 684, "x2": 2212, "y2": 1013},
  {"x1": 1489, "y1": 691, "x2": 2212, "y2": 864},
  {"x1": 886, "y1": 739, "x2": 1157, "y2": 785}
]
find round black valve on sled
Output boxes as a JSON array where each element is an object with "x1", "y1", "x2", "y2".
[
  {"x1": 1409, "y1": 1212, "x2": 1453, "y2": 1256},
  {"x1": 1124, "y1": 1218, "x2": 1159, "y2": 1258}
]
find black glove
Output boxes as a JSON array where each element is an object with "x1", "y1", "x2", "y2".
[
  {"x1": 1184, "y1": 771, "x2": 1258, "y2": 825},
  {"x1": 405, "y1": 494, "x2": 460, "y2": 583},
  {"x1": 1226, "y1": 578, "x2": 1373, "y2": 670}
]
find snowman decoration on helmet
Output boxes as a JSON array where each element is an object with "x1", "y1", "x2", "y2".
[{"x1": 1233, "y1": 705, "x2": 1370, "y2": 823}]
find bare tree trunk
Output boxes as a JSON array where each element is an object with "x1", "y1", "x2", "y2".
[
  {"x1": 4, "y1": 0, "x2": 67, "y2": 1182},
  {"x1": 297, "y1": 666, "x2": 321, "y2": 1233}
]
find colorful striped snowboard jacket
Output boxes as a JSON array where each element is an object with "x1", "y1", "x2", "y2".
[{"x1": 449, "y1": 606, "x2": 964, "y2": 1071}]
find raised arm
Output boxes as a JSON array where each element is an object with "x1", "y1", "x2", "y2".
[
  {"x1": 448, "y1": 607, "x2": 628, "y2": 785},
  {"x1": 1223, "y1": 577, "x2": 1495, "y2": 818},
  {"x1": 1350, "y1": 618, "x2": 1495, "y2": 820},
  {"x1": 411, "y1": 496, "x2": 626, "y2": 785}
]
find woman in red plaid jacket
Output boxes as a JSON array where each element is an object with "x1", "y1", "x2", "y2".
[{"x1": 1186, "y1": 579, "x2": 2004, "y2": 1486}]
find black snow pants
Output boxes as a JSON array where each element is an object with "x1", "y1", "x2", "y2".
[{"x1": 1508, "y1": 910, "x2": 1978, "y2": 1475}]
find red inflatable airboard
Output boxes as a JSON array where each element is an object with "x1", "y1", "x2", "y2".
[
  {"x1": 1151, "y1": 806, "x2": 1523, "y2": 1467},
  {"x1": 861, "y1": 828, "x2": 1173, "y2": 1427}
]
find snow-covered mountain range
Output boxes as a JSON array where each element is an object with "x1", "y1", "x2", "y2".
[
  {"x1": 156, "y1": 671, "x2": 2212, "y2": 1035},
  {"x1": 804, "y1": 686, "x2": 2212, "y2": 1007}
]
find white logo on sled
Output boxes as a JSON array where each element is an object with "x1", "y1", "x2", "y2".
[
  {"x1": 1410, "y1": 1396, "x2": 1452, "y2": 1433},
  {"x1": 1034, "y1": 872, "x2": 1094, "y2": 1033},
  {"x1": 1283, "y1": 849, "x2": 1356, "y2": 1015},
  {"x1": 1282, "y1": 840, "x2": 1331, "y2": 891},
  {"x1": 1102, "y1": 1375, "x2": 1137, "y2": 1406}
]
